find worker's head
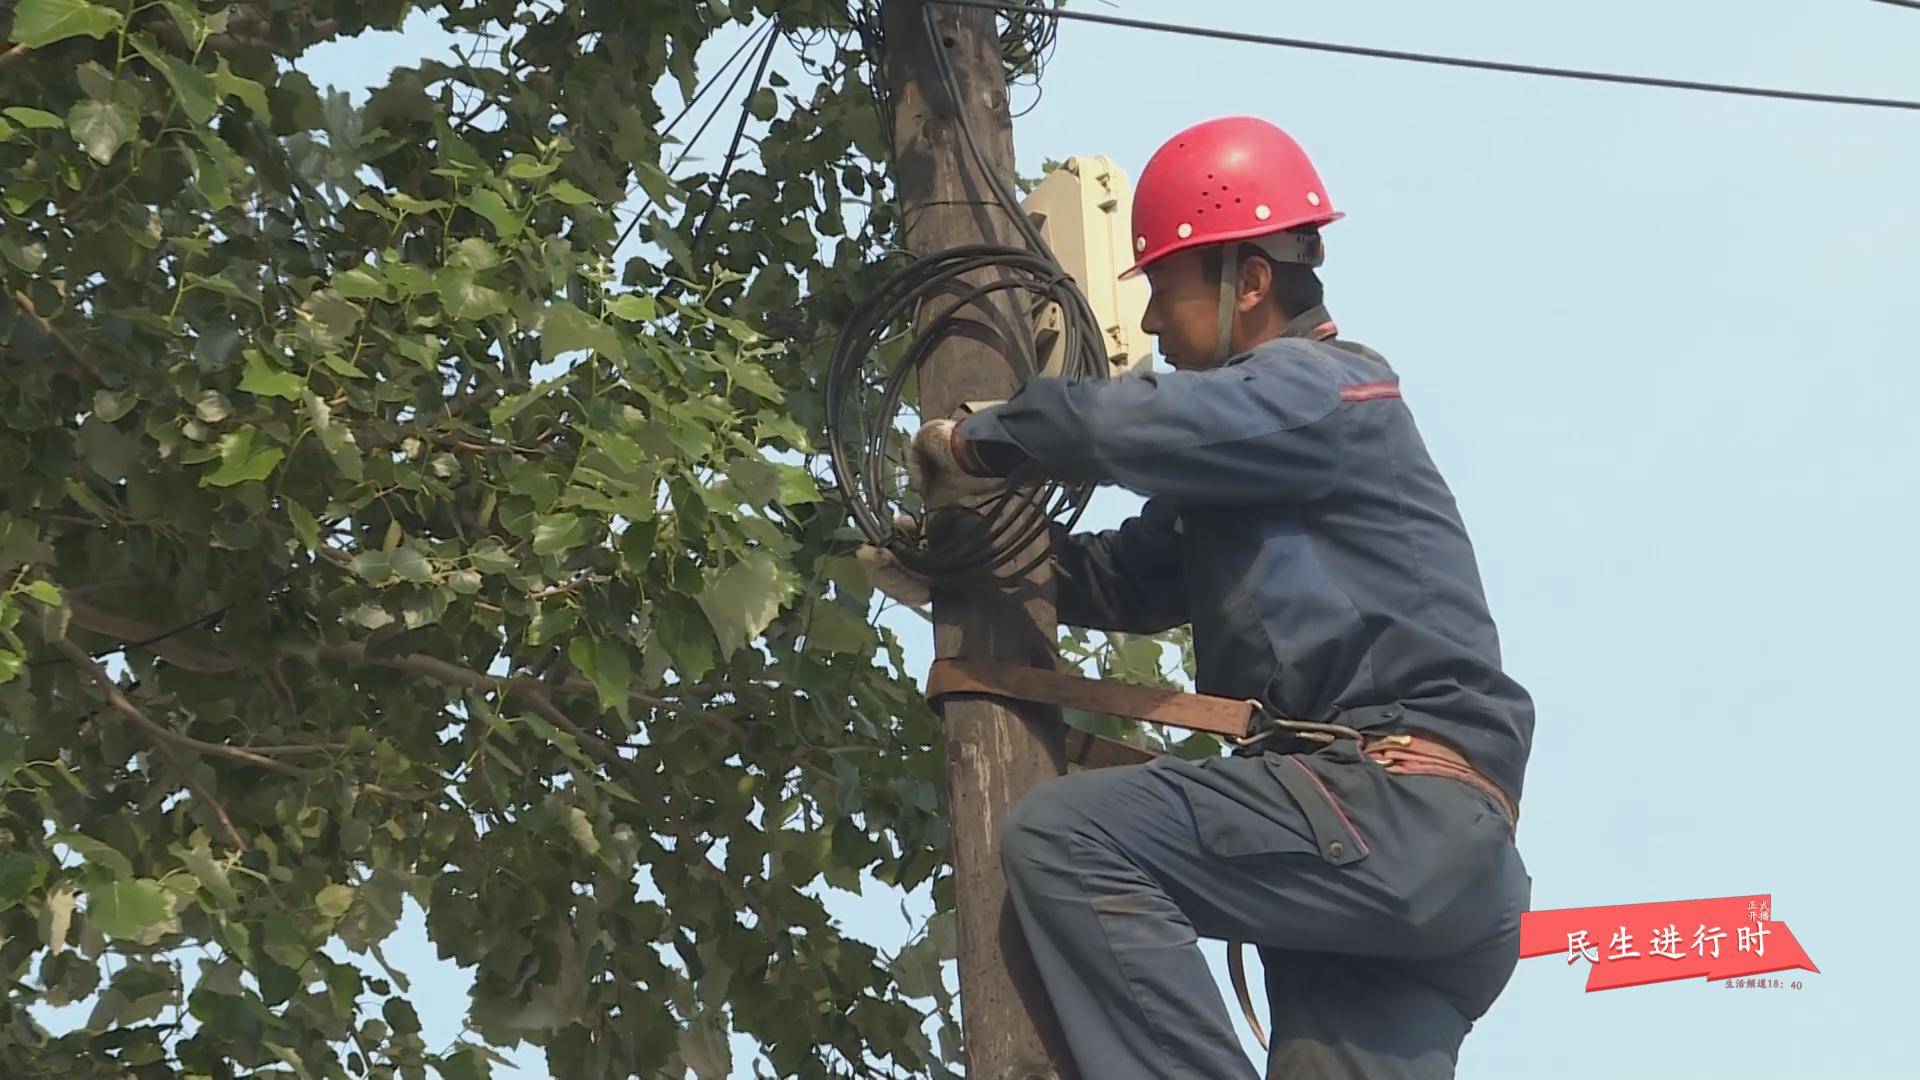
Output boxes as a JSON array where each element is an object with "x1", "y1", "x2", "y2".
[
  {"x1": 1125, "y1": 116, "x2": 1342, "y2": 369},
  {"x1": 1141, "y1": 236, "x2": 1326, "y2": 371}
]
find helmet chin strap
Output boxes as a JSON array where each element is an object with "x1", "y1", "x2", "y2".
[{"x1": 1212, "y1": 243, "x2": 1240, "y2": 366}]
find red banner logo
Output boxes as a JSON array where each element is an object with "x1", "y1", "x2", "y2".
[{"x1": 1519, "y1": 894, "x2": 1819, "y2": 991}]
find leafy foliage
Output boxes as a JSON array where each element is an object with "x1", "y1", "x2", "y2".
[{"x1": 0, "y1": 0, "x2": 967, "y2": 1075}]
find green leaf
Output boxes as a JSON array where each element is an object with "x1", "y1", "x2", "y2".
[
  {"x1": 160, "y1": 0, "x2": 204, "y2": 43},
  {"x1": 307, "y1": 391, "x2": 363, "y2": 481},
  {"x1": 337, "y1": 871, "x2": 405, "y2": 952},
  {"x1": 804, "y1": 602, "x2": 872, "y2": 655},
  {"x1": 10, "y1": 0, "x2": 125, "y2": 48},
  {"x1": 265, "y1": 1043, "x2": 315, "y2": 1080},
  {"x1": 679, "y1": 1017, "x2": 732, "y2": 1080},
  {"x1": 3, "y1": 106, "x2": 65, "y2": 130},
  {"x1": 390, "y1": 546, "x2": 433, "y2": 584},
  {"x1": 288, "y1": 500, "x2": 321, "y2": 551},
  {"x1": 201, "y1": 428, "x2": 283, "y2": 487},
  {"x1": 332, "y1": 266, "x2": 391, "y2": 300},
  {"x1": 212, "y1": 57, "x2": 269, "y2": 115},
  {"x1": 525, "y1": 603, "x2": 577, "y2": 647},
  {"x1": 437, "y1": 268, "x2": 508, "y2": 320},
  {"x1": 505, "y1": 154, "x2": 558, "y2": 180},
  {"x1": 52, "y1": 832, "x2": 133, "y2": 879},
  {"x1": 540, "y1": 301, "x2": 621, "y2": 362},
  {"x1": 67, "y1": 100, "x2": 137, "y2": 165},
  {"x1": 315, "y1": 883, "x2": 355, "y2": 920},
  {"x1": 194, "y1": 389, "x2": 232, "y2": 423},
  {"x1": 891, "y1": 911, "x2": 956, "y2": 999},
  {"x1": 322, "y1": 354, "x2": 368, "y2": 379},
  {"x1": 0, "y1": 650, "x2": 21, "y2": 685},
  {"x1": 390, "y1": 192, "x2": 449, "y2": 215},
  {"x1": 464, "y1": 188, "x2": 522, "y2": 239},
  {"x1": 725, "y1": 357, "x2": 784, "y2": 402},
  {"x1": 748, "y1": 87, "x2": 778, "y2": 122},
  {"x1": 91, "y1": 388, "x2": 135, "y2": 421},
  {"x1": 352, "y1": 603, "x2": 394, "y2": 630},
  {"x1": 22, "y1": 580, "x2": 63, "y2": 607},
  {"x1": 43, "y1": 884, "x2": 75, "y2": 953},
  {"x1": 532, "y1": 514, "x2": 587, "y2": 556},
  {"x1": 88, "y1": 878, "x2": 170, "y2": 939},
  {"x1": 177, "y1": 843, "x2": 237, "y2": 908},
  {"x1": 547, "y1": 178, "x2": 597, "y2": 206},
  {"x1": 299, "y1": 290, "x2": 362, "y2": 350},
  {"x1": 608, "y1": 294, "x2": 656, "y2": 321},
  {"x1": 697, "y1": 552, "x2": 793, "y2": 660},
  {"x1": 563, "y1": 806, "x2": 600, "y2": 857},
  {"x1": 239, "y1": 350, "x2": 304, "y2": 400},
  {"x1": 446, "y1": 568, "x2": 482, "y2": 595},
  {"x1": 0, "y1": 852, "x2": 47, "y2": 910},
  {"x1": 131, "y1": 35, "x2": 217, "y2": 124},
  {"x1": 568, "y1": 636, "x2": 633, "y2": 720},
  {"x1": 187, "y1": 140, "x2": 234, "y2": 209},
  {"x1": 468, "y1": 540, "x2": 517, "y2": 575},
  {"x1": 350, "y1": 551, "x2": 392, "y2": 583}
]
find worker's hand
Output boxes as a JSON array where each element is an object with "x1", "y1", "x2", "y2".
[
  {"x1": 908, "y1": 418, "x2": 1002, "y2": 507},
  {"x1": 854, "y1": 515, "x2": 932, "y2": 608}
]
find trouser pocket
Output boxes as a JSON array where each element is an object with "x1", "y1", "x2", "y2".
[
  {"x1": 1154, "y1": 751, "x2": 1371, "y2": 867},
  {"x1": 1267, "y1": 754, "x2": 1371, "y2": 866}
]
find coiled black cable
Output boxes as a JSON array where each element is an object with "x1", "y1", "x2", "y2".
[{"x1": 825, "y1": 3, "x2": 1110, "y2": 586}]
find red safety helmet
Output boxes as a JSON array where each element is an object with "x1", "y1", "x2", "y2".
[{"x1": 1122, "y1": 116, "x2": 1343, "y2": 279}]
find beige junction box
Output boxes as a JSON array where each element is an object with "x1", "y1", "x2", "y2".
[{"x1": 1021, "y1": 155, "x2": 1153, "y2": 377}]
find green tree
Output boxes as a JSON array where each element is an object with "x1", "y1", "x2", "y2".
[{"x1": 0, "y1": 1, "x2": 977, "y2": 1074}]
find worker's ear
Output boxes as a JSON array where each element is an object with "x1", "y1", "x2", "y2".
[{"x1": 1237, "y1": 250, "x2": 1274, "y2": 314}]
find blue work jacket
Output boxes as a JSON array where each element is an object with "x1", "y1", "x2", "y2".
[{"x1": 957, "y1": 308, "x2": 1534, "y2": 804}]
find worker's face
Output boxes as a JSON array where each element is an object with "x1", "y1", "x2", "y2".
[{"x1": 1139, "y1": 248, "x2": 1223, "y2": 372}]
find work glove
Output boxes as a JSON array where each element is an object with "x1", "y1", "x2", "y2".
[
  {"x1": 907, "y1": 418, "x2": 1003, "y2": 507},
  {"x1": 854, "y1": 515, "x2": 932, "y2": 608}
]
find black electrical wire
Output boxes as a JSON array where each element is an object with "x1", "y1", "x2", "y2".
[
  {"x1": 934, "y1": 0, "x2": 1920, "y2": 113},
  {"x1": 1869, "y1": 0, "x2": 1920, "y2": 11},
  {"x1": 687, "y1": 21, "x2": 781, "y2": 258},
  {"x1": 26, "y1": 566, "x2": 303, "y2": 669},
  {"x1": 614, "y1": 17, "x2": 782, "y2": 254},
  {"x1": 825, "y1": 3, "x2": 1108, "y2": 584}
]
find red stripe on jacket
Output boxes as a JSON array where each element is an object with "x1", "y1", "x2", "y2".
[{"x1": 1339, "y1": 380, "x2": 1402, "y2": 402}]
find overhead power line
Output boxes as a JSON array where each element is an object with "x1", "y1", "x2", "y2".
[
  {"x1": 1868, "y1": 0, "x2": 1920, "y2": 12},
  {"x1": 932, "y1": 0, "x2": 1920, "y2": 113},
  {"x1": 615, "y1": 17, "x2": 782, "y2": 253}
]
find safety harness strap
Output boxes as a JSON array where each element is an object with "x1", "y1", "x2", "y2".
[
  {"x1": 926, "y1": 658, "x2": 1260, "y2": 739},
  {"x1": 1211, "y1": 242, "x2": 1241, "y2": 366}
]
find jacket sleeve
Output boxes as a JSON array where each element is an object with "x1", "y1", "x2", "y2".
[
  {"x1": 1053, "y1": 499, "x2": 1189, "y2": 634},
  {"x1": 956, "y1": 341, "x2": 1349, "y2": 504}
]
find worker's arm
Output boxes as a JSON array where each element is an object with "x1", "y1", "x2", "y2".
[
  {"x1": 1052, "y1": 499, "x2": 1189, "y2": 634},
  {"x1": 954, "y1": 341, "x2": 1349, "y2": 503}
]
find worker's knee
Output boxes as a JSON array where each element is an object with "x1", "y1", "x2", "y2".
[{"x1": 999, "y1": 777, "x2": 1085, "y2": 887}]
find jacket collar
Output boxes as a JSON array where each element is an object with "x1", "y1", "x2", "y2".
[{"x1": 1278, "y1": 305, "x2": 1338, "y2": 342}]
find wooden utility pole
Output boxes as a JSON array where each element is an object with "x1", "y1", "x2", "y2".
[{"x1": 881, "y1": 2, "x2": 1076, "y2": 1077}]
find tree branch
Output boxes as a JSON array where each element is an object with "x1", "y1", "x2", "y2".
[
  {"x1": 56, "y1": 639, "x2": 311, "y2": 779},
  {"x1": 9, "y1": 289, "x2": 99, "y2": 382},
  {"x1": 67, "y1": 598, "x2": 245, "y2": 674},
  {"x1": 54, "y1": 640, "x2": 261, "y2": 850}
]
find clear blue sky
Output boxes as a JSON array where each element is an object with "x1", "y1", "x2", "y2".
[{"x1": 301, "y1": 2, "x2": 1920, "y2": 1075}]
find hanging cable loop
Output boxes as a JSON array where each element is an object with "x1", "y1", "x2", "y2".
[{"x1": 825, "y1": 4, "x2": 1111, "y2": 585}]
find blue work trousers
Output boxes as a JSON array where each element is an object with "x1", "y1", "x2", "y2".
[{"x1": 1000, "y1": 741, "x2": 1530, "y2": 1079}]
